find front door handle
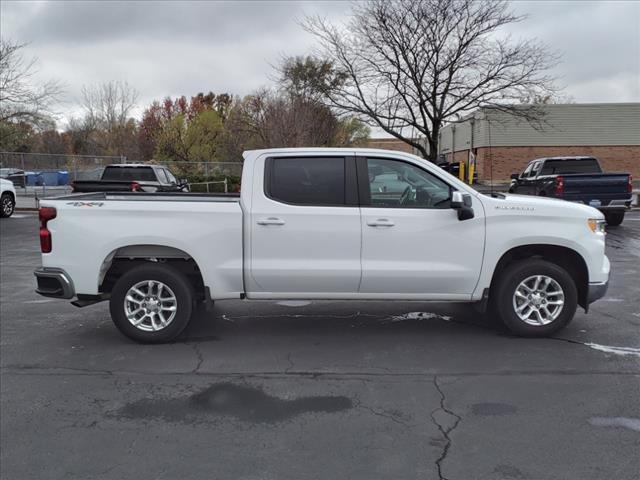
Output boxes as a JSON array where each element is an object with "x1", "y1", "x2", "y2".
[
  {"x1": 367, "y1": 218, "x2": 395, "y2": 227},
  {"x1": 257, "y1": 217, "x2": 286, "y2": 226}
]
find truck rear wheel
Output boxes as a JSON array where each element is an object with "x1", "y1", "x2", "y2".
[
  {"x1": 604, "y1": 211, "x2": 624, "y2": 227},
  {"x1": 492, "y1": 259, "x2": 577, "y2": 337},
  {"x1": 109, "y1": 263, "x2": 194, "y2": 343}
]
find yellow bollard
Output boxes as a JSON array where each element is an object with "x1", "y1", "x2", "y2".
[
  {"x1": 458, "y1": 161, "x2": 465, "y2": 182},
  {"x1": 468, "y1": 162, "x2": 475, "y2": 185}
]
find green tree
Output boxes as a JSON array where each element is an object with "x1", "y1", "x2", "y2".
[
  {"x1": 154, "y1": 109, "x2": 224, "y2": 163},
  {"x1": 185, "y1": 110, "x2": 224, "y2": 162}
]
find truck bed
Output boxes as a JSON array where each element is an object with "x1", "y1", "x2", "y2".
[{"x1": 39, "y1": 191, "x2": 244, "y2": 298}]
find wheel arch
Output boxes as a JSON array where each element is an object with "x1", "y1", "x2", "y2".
[
  {"x1": 99, "y1": 244, "x2": 207, "y2": 300},
  {"x1": 3, "y1": 190, "x2": 16, "y2": 201},
  {"x1": 489, "y1": 244, "x2": 589, "y2": 310}
]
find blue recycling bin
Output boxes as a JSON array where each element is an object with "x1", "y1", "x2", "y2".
[
  {"x1": 25, "y1": 172, "x2": 43, "y2": 186},
  {"x1": 57, "y1": 170, "x2": 70, "y2": 185},
  {"x1": 40, "y1": 171, "x2": 59, "y2": 186}
]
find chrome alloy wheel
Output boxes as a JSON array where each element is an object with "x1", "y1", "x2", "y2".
[
  {"x1": 512, "y1": 275, "x2": 565, "y2": 326},
  {"x1": 2, "y1": 196, "x2": 14, "y2": 216},
  {"x1": 124, "y1": 280, "x2": 177, "y2": 332}
]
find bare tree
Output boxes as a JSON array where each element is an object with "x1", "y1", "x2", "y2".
[
  {"x1": 304, "y1": 0, "x2": 560, "y2": 161},
  {"x1": 0, "y1": 38, "x2": 63, "y2": 124},
  {"x1": 79, "y1": 80, "x2": 139, "y2": 156},
  {"x1": 238, "y1": 88, "x2": 341, "y2": 148},
  {"x1": 81, "y1": 80, "x2": 138, "y2": 131}
]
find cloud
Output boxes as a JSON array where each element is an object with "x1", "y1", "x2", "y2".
[
  {"x1": 1, "y1": 0, "x2": 638, "y2": 128},
  {"x1": 506, "y1": 0, "x2": 640, "y2": 100}
]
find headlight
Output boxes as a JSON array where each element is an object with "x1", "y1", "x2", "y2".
[{"x1": 587, "y1": 218, "x2": 606, "y2": 233}]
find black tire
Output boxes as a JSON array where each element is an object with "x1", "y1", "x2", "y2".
[
  {"x1": 109, "y1": 263, "x2": 194, "y2": 343},
  {"x1": 0, "y1": 192, "x2": 15, "y2": 218},
  {"x1": 492, "y1": 259, "x2": 578, "y2": 337},
  {"x1": 604, "y1": 211, "x2": 624, "y2": 227}
]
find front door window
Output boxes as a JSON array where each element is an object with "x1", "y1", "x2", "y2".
[{"x1": 366, "y1": 158, "x2": 451, "y2": 208}]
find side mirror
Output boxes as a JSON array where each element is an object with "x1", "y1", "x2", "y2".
[
  {"x1": 451, "y1": 191, "x2": 475, "y2": 221},
  {"x1": 510, "y1": 173, "x2": 519, "y2": 180}
]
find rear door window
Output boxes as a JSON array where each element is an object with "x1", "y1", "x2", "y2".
[{"x1": 266, "y1": 157, "x2": 346, "y2": 206}]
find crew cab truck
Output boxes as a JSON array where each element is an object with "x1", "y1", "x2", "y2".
[
  {"x1": 34, "y1": 148, "x2": 610, "y2": 343},
  {"x1": 508, "y1": 156, "x2": 632, "y2": 226},
  {"x1": 71, "y1": 164, "x2": 188, "y2": 193}
]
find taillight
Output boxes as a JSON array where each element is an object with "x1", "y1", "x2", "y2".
[
  {"x1": 39, "y1": 207, "x2": 57, "y2": 253},
  {"x1": 131, "y1": 182, "x2": 141, "y2": 192},
  {"x1": 628, "y1": 175, "x2": 633, "y2": 194},
  {"x1": 555, "y1": 176, "x2": 564, "y2": 196}
]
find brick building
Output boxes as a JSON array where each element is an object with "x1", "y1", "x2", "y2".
[
  {"x1": 438, "y1": 103, "x2": 640, "y2": 182},
  {"x1": 365, "y1": 137, "x2": 415, "y2": 154}
]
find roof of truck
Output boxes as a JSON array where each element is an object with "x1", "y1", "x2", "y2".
[
  {"x1": 104, "y1": 163, "x2": 160, "y2": 168},
  {"x1": 530, "y1": 156, "x2": 597, "y2": 162}
]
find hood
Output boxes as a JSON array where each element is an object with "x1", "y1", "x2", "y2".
[{"x1": 484, "y1": 193, "x2": 603, "y2": 219}]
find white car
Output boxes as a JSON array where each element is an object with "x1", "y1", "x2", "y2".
[
  {"x1": 0, "y1": 178, "x2": 16, "y2": 218},
  {"x1": 34, "y1": 148, "x2": 609, "y2": 343}
]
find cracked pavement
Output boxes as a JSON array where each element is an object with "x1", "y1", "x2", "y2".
[{"x1": 1, "y1": 212, "x2": 639, "y2": 479}]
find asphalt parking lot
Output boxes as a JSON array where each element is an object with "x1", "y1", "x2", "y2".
[{"x1": 1, "y1": 212, "x2": 639, "y2": 480}]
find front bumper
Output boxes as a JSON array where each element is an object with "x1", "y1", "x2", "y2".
[
  {"x1": 34, "y1": 268, "x2": 75, "y2": 299},
  {"x1": 587, "y1": 280, "x2": 609, "y2": 304}
]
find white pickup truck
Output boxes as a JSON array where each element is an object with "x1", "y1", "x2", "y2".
[{"x1": 35, "y1": 148, "x2": 610, "y2": 343}]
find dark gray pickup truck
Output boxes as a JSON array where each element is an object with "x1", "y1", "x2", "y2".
[
  {"x1": 509, "y1": 156, "x2": 632, "y2": 226},
  {"x1": 71, "y1": 164, "x2": 188, "y2": 193}
]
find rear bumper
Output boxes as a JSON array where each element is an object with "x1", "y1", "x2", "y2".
[
  {"x1": 567, "y1": 198, "x2": 631, "y2": 211},
  {"x1": 587, "y1": 280, "x2": 609, "y2": 304},
  {"x1": 34, "y1": 267, "x2": 75, "y2": 299},
  {"x1": 597, "y1": 198, "x2": 631, "y2": 211}
]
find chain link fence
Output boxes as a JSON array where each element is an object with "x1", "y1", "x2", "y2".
[{"x1": 0, "y1": 152, "x2": 244, "y2": 196}]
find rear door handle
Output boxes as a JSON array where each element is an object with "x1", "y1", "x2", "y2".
[
  {"x1": 257, "y1": 217, "x2": 286, "y2": 226},
  {"x1": 367, "y1": 218, "x2": 395, "y2": 227}
]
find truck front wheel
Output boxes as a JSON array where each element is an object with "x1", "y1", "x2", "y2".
[
  {"x1": 109, "y1": 263, "x2": 194, "y2": 343},
  {"x1": 492, "y1": 259, "x2": 578, "y2": 337},
  {"x1": 0, "y1": 193, "x2": 15, "y2": 218}
]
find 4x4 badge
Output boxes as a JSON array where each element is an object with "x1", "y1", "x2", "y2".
[{"x1": 66, "y1": 202, "x2": 104, "y2": 207}]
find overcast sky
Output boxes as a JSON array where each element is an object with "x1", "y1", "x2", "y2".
[{"x1": 2, "y1": 0, "x2": 639, "y2": 132}]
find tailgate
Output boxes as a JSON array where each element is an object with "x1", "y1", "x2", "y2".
[{"x1": 561, "y1": 174, "x2": 630, "y2": 205}]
